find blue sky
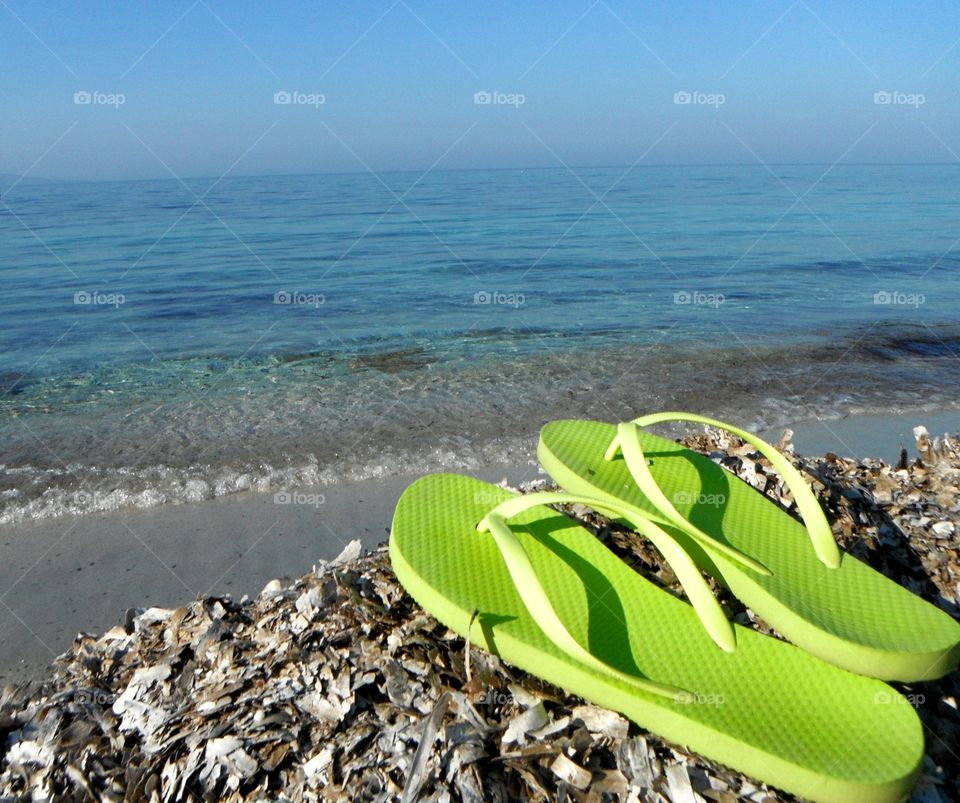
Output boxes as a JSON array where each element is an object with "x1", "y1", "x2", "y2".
[{"x1": 2, "y1": 0, "x2": 958, "y2": 180}]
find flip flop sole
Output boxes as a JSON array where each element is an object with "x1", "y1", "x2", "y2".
[{"x1": 390, "y1": 473, "x2": 923, "y2": 803}]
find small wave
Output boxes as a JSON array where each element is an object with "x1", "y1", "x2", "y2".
[
  {"x1": 0, "y1": 437, "x2": 535, "y2": 526},
  {"x1": 3, "y1": 320, "x2": 960, "y2": 526},
  {"x1": 3, "y1": 390, "x2": 955, "y2": 527}
]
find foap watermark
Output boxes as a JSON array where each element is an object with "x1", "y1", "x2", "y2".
[
  {"x1": 274, "y1": 290, "x2": 325, "y2": 308},
  {"x1": 874, "y1": 690, "x2": 924, "y2": 707},
  {"x1": 478, "y1": 688, "x2": 516, "y2": 706},
  {"x1": 680, "y1": 692, "x2": 726, "y2": 706},
  {"x1": 474, "y1": 290, "x2": 525, "y2": 308},
  {"x1": 74, "y1": 290, "x2": 125, "y2": 308},
  {"x1": 75, "y1": 688, "x2": 117, "y2": 706},
  {"x1": 873, "y1": 90, "x2": 925, "y2": 108},
  {"x1": 473, "y1": 90, "x2": 526, "y2": 108},
  {"x1": 274, "y1": 491, "x2": 325, "y2": 508},
  {"x1": 673, "y1": 290, "x2": 724, "y2": 308},
  {"x1": 873, "y1": 290, "x2": 925, "y2": 308},
  {"x1": 673, "y1": 491, "x2": 726, "y2": 507},
  {"x1": 474, "y1": 491, "x2": 507, "y2": 507},
  {"x1": 74, "y1": 90, "x2": 125, "y2": 108},
  {"x1": 71, "y1": 491, "x2": 113, "y2": 509},
  {"x1": 674, "y1": 90, "x2": 725, "y2": 108},
  {"x1": 274, "y1": 90, "x2": 325, "y2": 108}
]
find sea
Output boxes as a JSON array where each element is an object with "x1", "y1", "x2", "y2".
[{"x1": 2, "y1": 164, "x2": 958, "y2": 524}]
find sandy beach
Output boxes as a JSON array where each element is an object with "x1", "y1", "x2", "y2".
[
  {"x1": 2, "y1": 410, "x2": 956, "y2": 686},
  {"x1": 2, "y1": 416, "x2": 957, "y2": 802},
  {"x1": 0, "y1": 463, "x2": 536, "y2": 685},
  {"x1": 768, "y1": 410, "x2": 960, "y2": 464}
]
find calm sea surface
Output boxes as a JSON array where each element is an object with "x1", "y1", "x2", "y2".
[{"x1": 1, "y1": 165, "x2": 958, "y2": 522}]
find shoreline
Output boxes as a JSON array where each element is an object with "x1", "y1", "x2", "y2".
[
  {"x1": 0, "y1": 463, "x2": 536, "y2": 685},
  {"x1": 764, "y1": 409, "x2": 960, "y2": 464},
  {"x1": 2, "y1": 417, "x2": 957, "y2": 801},
  {"x1": 1, "y1": 408, "x2": 956, "y2": 685},
  {"x1": 6, "y1": 321, "x2": 960, "y2": 528}
]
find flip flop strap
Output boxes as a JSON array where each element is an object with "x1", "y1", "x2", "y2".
[
  {"x1": 606, "y1": 413, "x2": 840, "y2": 569},
  {"x1": 476, "y1": 491, "x2": 735, "y2": 702}
]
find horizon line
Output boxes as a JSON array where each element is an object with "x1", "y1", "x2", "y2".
[{"x1": 4, "y1": 161, "x2": 960, "y2": 187}]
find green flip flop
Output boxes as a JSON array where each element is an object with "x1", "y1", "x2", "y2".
[
  {"x1": 389, "y1": 473, "x2": 923, "y2": 803},
  {"x1": 538, "y1": 413, "x2": 960, "y2": 681}
]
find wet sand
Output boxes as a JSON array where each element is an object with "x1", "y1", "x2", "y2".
[
  {"x1": 767, "y1": 410, "x2": 959, "y2": 463},
  {"x1": 0, "y1": 463, "x2": 537, "y2": 684}
]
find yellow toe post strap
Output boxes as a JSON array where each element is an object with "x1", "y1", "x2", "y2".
[
  {"x1": 476, "y1": 491, "x2": 734, "y2": 704},
  {"x1": 605, "y1": 413, "x2": 841, "y2": 570}
]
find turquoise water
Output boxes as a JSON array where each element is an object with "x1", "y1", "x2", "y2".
[{"x1": 2, "y1": 165, "x2": 959, "y2": 522}]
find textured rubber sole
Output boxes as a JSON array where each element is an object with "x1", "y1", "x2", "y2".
[
  {"x1": 389, "y1": 474, "x2": 923, "y2": 803},
  {"x1": 539, "y1": 419, "x2": 960, "y2": 681}
]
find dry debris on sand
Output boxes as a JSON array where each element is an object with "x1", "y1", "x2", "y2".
[{"x1": 2, "y1": 427, "x2": 959, "y2": 802}]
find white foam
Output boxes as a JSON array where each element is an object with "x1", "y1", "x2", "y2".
[{"x1": 0, "y1": 436, "x2": 535, "y2": 526}]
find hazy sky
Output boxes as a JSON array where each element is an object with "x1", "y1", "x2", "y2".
[{"x1": 3, "y1": 1, "x2": 958, "y2": 181}]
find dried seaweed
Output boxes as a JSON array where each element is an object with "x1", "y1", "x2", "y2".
[{"x1": 1, "y1": 427, "x2": 958, "y2": 802}]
